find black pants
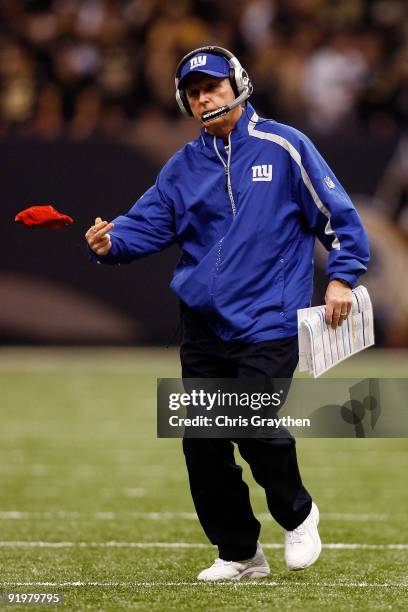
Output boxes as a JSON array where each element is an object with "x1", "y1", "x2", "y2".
[{"x1": 180, "y1": 303, "x2": 312, "y2": 561}]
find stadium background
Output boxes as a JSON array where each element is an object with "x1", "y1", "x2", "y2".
[
  {"x1": 1, "y1": 0, "x2": 407, "y2": 346},
  {"x1": 1, "y1": 1, "x2": 407, "y2": 610}
]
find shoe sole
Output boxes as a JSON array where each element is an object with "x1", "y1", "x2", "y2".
[
  {"x1": 198, "y1": 566, "x2": 270, "y2": 582},
  {"x1": 233, "y1": 566, "x2": 271, "y2": 580}
]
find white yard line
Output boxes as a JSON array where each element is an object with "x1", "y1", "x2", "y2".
[
  {"x1": 0, "y1": 581, "x2": 406, "y2": 589},
  {"x1": 0, "y1": 511, "x2": 389, "y2": 521},
  {"x1": 0, "y1": 542, "x2": 406, "y2": 550}
]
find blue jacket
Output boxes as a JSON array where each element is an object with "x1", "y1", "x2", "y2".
[{"x1": 91, "y1": 103, "x2": 370, "y2": 342}]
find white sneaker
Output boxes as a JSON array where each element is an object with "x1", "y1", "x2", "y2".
[
  {"x1": 197, "y1": 543, "x2": 270, "y2": 581},
  {"x1": 284, "y1": 502, "x2": 322, "y2": 570}
]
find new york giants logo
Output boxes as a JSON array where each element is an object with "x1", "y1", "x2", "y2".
[
  {"x1": 190, "y1": 55, "x2": 207, "y2": 70},
  {"x1": 252, "y1": 164, "x2": 272, "y2": 182}
]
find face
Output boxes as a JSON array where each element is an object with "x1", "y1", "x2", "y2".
[{"x1": 184, "y1": 73, "x2": 242, "y2": 134}]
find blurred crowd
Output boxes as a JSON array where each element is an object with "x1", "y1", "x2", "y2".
[
  {"x1": 0, "y1": 0, "x2": 406, "y2": 143},
  {"x1": 1, "y1": 0, "x2": 407, "y2": 346}
]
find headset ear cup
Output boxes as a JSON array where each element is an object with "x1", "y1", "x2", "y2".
[
  {"x1": 241, "y1": 69, "x2": 253, "y2": 96},
  {"x1": 229, "y1": 67, "x2": 239, "y2": 97},
  {"x1": 176, "y1": 88, "x2": 193, "y2": 117}
]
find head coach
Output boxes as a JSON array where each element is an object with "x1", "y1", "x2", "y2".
[{"x1": 86, "y1": 46, "x2": 370, "y2": 581}]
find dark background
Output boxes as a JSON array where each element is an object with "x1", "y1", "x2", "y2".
[{"x1": 1, "y1": 0, "x2": 407, "y2": 346}]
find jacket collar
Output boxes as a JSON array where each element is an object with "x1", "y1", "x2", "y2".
[{"x1": 199, "y1": 102, "x2": 257, "y2": 154}]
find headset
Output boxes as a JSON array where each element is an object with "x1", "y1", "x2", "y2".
[{"x1": 175, "y1": 46, "x2": 253, "y2": 123}]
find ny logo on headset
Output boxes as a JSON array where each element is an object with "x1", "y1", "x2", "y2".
[
  {"x1": 252, "y1": 164, "x2": 273, "y2": 182},
  {"x1": 190, "y1": 55, "x2": 207, "y2": 69}
]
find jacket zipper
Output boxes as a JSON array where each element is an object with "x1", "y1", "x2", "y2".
[
  {"x1": 210, "y1": 236, "x2": 224, "y2": 299},
  {"x1": 216, "y1": 237, "x2": 224, "y2": 271},
  {"x1": 213, "y1": 133, "x2": 237, "y2": 217},
  {"x1": 211, "y1": 134, "x2": 235, "y2": 303}
]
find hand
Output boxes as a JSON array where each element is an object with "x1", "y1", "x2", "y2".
[
  {"x1": 324, "y1": 279, "x2": 352, "y2": 329},
  {"x1": 85, "y1": 217, "x2": 114, "y2": 256}
]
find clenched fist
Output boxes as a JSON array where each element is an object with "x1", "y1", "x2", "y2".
[{"x1": 85, "y1": 217, "x2": 114, "y2": 256}]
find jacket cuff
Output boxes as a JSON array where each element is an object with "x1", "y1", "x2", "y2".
[
  {"x1": 328, "y1": 272, "x2": 357, "y2": 289},
  {"x1": 86, "y1": 244, "x2": 120, "y2": 265}
]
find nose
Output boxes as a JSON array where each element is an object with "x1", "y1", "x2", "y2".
[{"x1": 198, "y1": 88, "x2": 210, "y2": 105}]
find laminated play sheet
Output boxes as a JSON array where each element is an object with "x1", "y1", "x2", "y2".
[{"x1": 298, "y1": 286, "x2": 375, "y2": 377}]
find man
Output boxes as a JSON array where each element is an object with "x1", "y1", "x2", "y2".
[{"x1": 86, "y1": 46, "x2": 370, "y2": 581}]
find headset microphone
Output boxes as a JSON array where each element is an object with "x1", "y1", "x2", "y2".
[{"x1": 201, "y1": 87, "x2": 251, "y2": 123}]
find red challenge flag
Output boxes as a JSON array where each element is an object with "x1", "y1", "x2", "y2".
[{"x1": 15, "y1": 205, "x2": 74, "y2": 228}]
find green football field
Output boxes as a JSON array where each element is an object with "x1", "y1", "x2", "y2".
[{"x1": 0, "y1": 348, "x2": 407, "y2": 611}]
